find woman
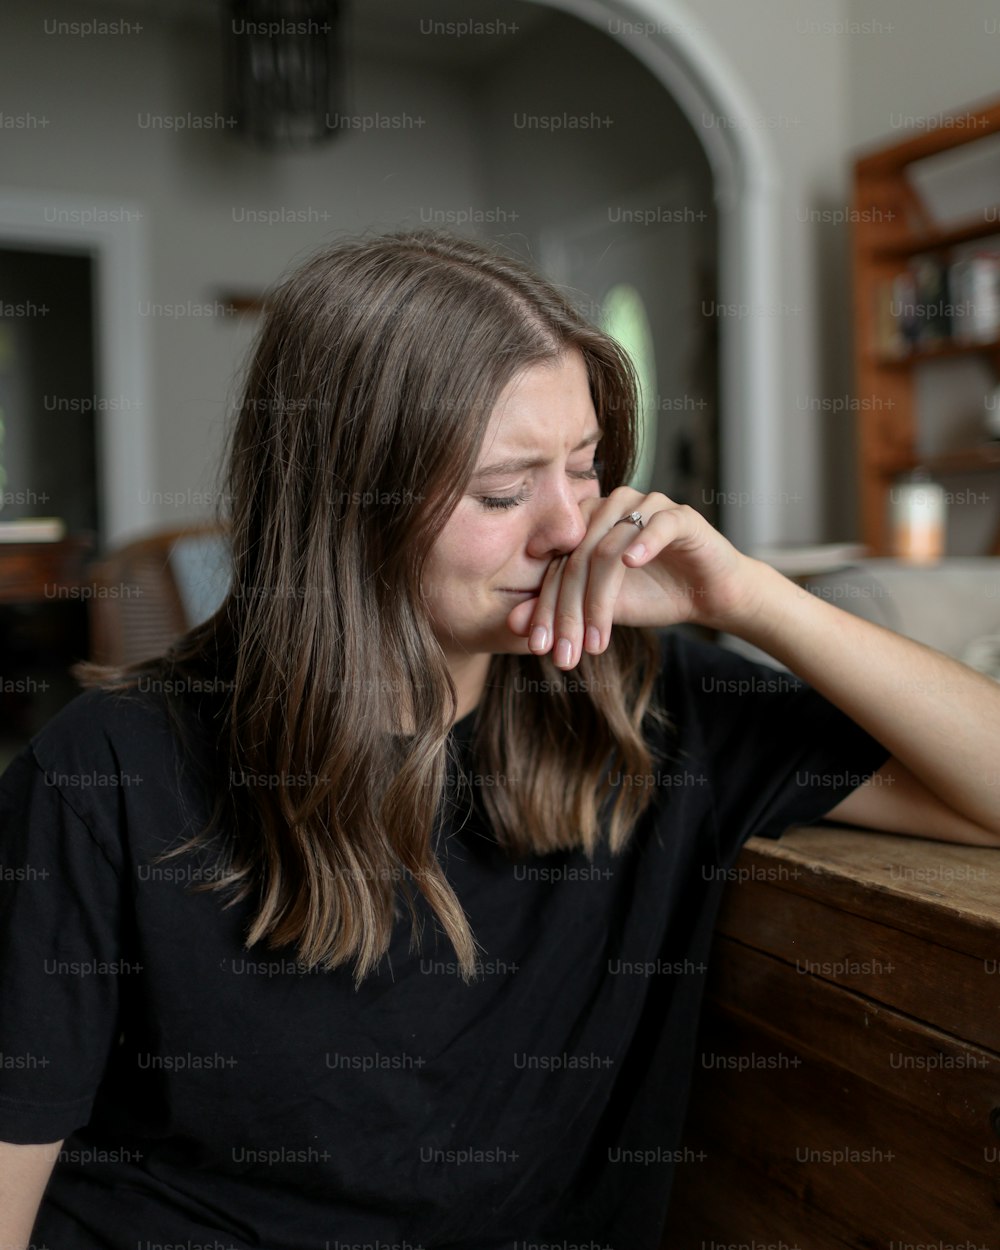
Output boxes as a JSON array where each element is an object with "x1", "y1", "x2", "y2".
[{"x1": 2, "y1": 228, "x2": 998, "y2": 1250}]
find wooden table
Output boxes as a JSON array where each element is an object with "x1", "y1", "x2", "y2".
[
  {"x1": 661, "y1": 825, "x2": 1000, "y2": 1247},
  {"x1": 0, "y1": 535, "x2": 95, "y2": 604}
]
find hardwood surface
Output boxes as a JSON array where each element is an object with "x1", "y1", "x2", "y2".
[
  {"x1": 0, "y1": 536, "x2": 94, "y2": 604},
  {"x1": 661, "y1": 825, "x2": 1000, "y2": 1247}
]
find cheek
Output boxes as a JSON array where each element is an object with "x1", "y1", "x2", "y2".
[{"x1": 425, "y1": 512, "x2": 511, "y2": 598}]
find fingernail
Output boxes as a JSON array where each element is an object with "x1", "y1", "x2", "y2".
[
  {"x1": 586, "y1": 625, "x2": 601, "y2": 651},
  {"x1": 625, "y1": 543, "x2": 646, "y2": 561},
  {"x1": 530, "y1": 625, "x2": 548, "y2": 651},
  {"x1": 555, "y1": 637, "x2": 572, "y2": 667}
]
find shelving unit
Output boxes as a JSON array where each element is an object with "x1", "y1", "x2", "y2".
[{"x1": 853, "y1": 95, "x2": 1000, "y2": 555}]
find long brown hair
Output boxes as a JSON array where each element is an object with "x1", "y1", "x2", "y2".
[{"x1": 75, "y1": 228, "x2": 677, "y2": 986}]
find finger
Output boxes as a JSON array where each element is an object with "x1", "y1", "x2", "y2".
[
  {"x1": 557, "y1": 500, "x2": 682, "y2": 664},
  {"x1": 552, "y1": 523, "x2": 636, "y2": 669},
  {"x1": 528, "y1": 554, "x2": 568, "y2": 656},
  {"x1": 527, "y1": 491, "x2": 676, "y2": 666},
  {"x1": 618, "y1": 504, "x2": 676, "y2": 565},
  {"x1": 579, "y1": 521, "x2": 646, "y2": 654},
  {"x1": 545, "y1": 492, "x2": 647, "y2": 668}
]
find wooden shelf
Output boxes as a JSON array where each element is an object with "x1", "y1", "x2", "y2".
[
  {"x1": 853, "y1": 94, "x2": 1000, "y2": 556},
  {"x1": 872, "y1": 443, "x2": 1000, "y2": 478},
  {"x1": 867, "y1": 212, "x2": 1000, "y2": 260},
  {"x1": 855, "y1": 89, "x2": 1000, "y2": 171},
  {"x1": 921, "y1": 443, "x2": 1000, "y2": 474},
  {"x1": 870, "y1": 337, "x2": 1000, "y2": 368}
]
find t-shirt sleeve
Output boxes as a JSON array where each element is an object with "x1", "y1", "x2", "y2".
[
  {"x1": 0, "y1": 744, "x2": 124, "y2": 1144},
  {"x1": 659, "y1": 629, "x2": 893, "y2": 867}
]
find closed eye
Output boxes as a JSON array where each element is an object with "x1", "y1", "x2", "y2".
[{"x1": 478, "y1": 461, "x2": 603, "y2": 512}]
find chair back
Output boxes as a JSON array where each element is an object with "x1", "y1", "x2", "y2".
[{"x1": 87, "y1": 524, "x2": 231, "y2": 666}]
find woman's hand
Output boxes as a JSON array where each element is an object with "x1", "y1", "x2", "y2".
[{"x1": 504, "y1": 488, "x2": 765, "y2": 668}]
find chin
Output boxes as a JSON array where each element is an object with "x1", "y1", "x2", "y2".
[{"x1": 481, "y1": 628, "x2": 528, "y2": 653}]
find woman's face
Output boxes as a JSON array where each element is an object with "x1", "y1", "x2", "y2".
[{"x1": 421, "y1": 348, "x2": 603, "y2": 689}]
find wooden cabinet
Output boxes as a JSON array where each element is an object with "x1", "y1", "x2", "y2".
[
  {"x1": 660, "y1": 826, "x2": 1000, "y2": 1246},
  {"x1": 853, "y1": 94, "x2": 1000, "y2": 556}
]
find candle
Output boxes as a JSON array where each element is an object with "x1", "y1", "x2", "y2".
[{"x1": 890, "y1": 467, "x2": 946, "y2": 563}]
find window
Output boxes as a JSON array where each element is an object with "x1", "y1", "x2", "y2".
[{"x1": 600, "y1": 283, "x2": 657, "y2": 494}]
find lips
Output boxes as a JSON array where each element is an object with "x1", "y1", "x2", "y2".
[{"x1": 498, "y1": 587, "x2": 541, "y2": 594}]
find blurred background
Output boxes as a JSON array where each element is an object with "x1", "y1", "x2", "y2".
[{"x1": 3, "y1": 0, "x2": 1000, "y2": 753}]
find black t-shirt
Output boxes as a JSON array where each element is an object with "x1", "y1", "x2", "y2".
[{"x1": 0, "y1": 627, "x2": 891, "y2": 1250}]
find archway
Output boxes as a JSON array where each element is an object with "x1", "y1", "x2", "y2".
[{"x1": 529, "y1": 0, "x2": 783, "y2": 551}]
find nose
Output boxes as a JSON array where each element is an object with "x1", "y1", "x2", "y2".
[{"x1": 526, "y1": 478, "x2": 590, "y2": 559}]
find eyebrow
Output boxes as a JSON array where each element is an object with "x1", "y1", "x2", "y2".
[{"x1": 470, "y1": 429, "x2": 603, "y2": 480}]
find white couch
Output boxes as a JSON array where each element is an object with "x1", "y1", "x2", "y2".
[{"x1": 719, "y1": 558, "x2": 1000, "y2": 680}]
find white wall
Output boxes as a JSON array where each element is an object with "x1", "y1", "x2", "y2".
[
  {"x1": 847, "y1": 0, "x2": 1000, "y2": 150},
  {"x1": 653, "y1": 0, "x2": 856, "y2": 544},
  {"x1": 0, "y1": 0, "x2": 488, "y2": 541}
]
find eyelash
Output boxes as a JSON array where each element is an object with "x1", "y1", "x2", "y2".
[{"x1": 478, "y1": 462, "x2": 604, "y2": 511}]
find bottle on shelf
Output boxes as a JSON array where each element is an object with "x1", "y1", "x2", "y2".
[{"x1": 950, "y1": 250, "x2": 1000, "y2": 345}]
